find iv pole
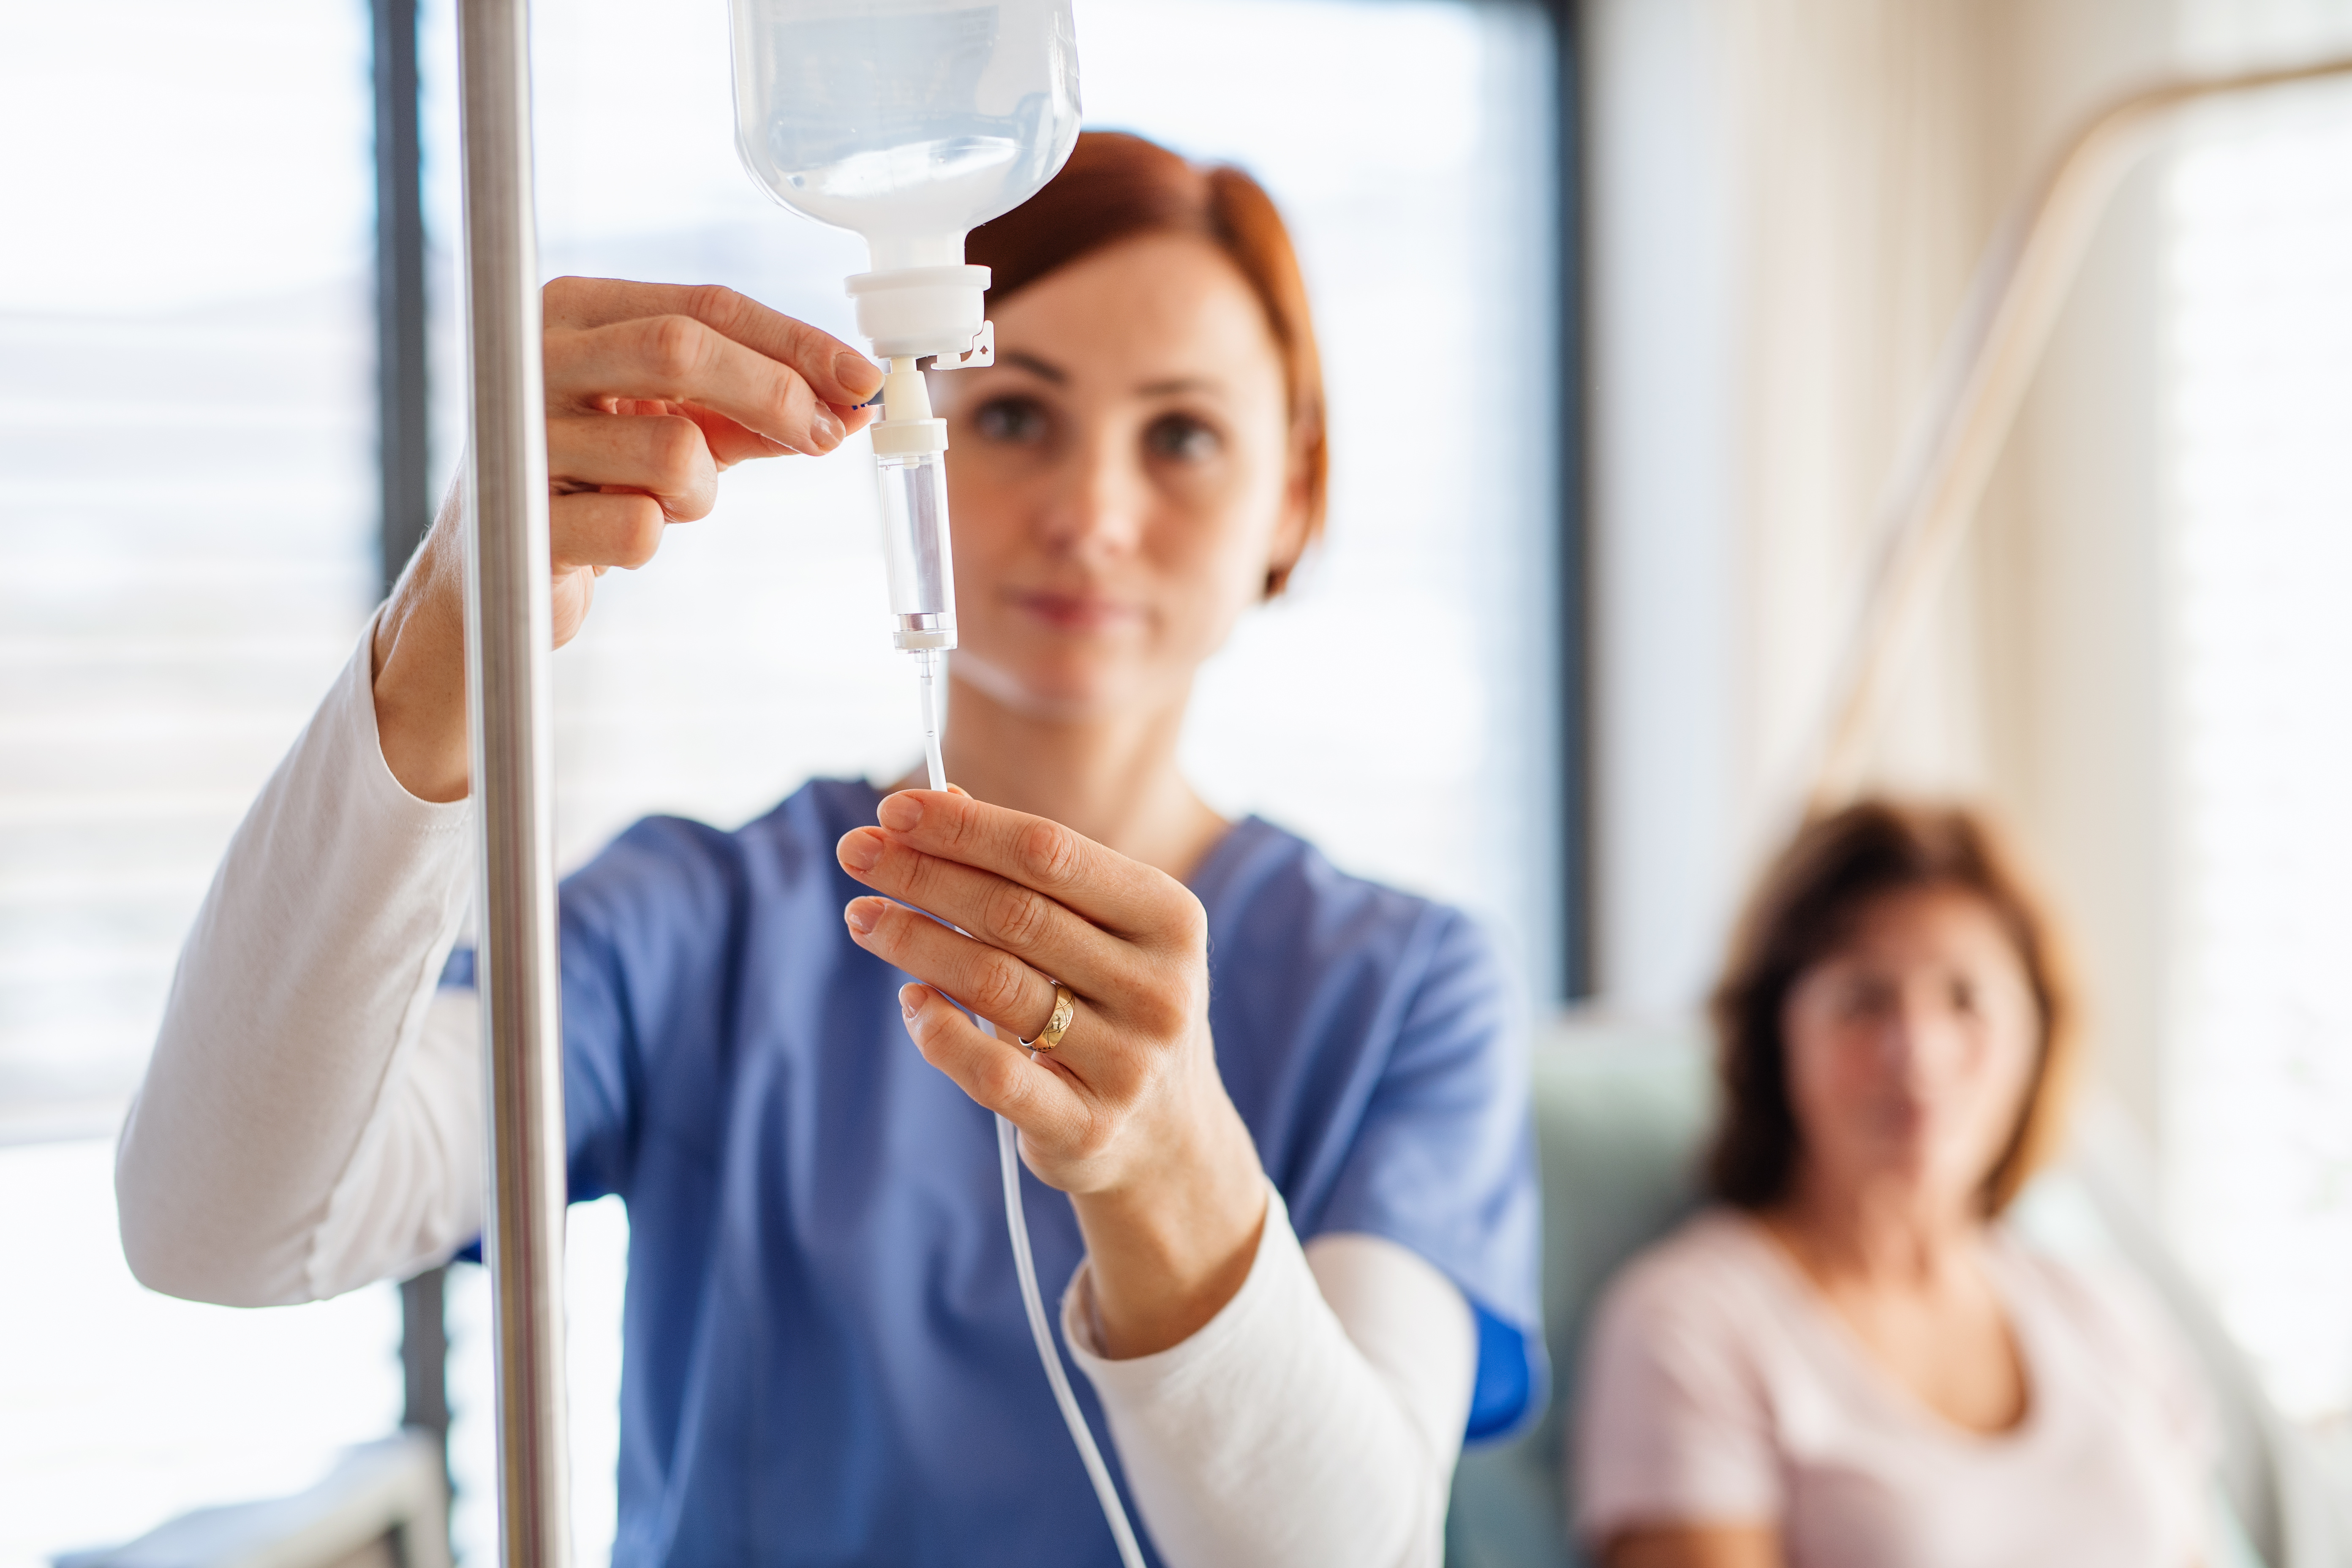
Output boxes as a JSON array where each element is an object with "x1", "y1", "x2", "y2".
[
  {"x1": 456, "y1": 0, "x2": 572, "y2": 1563},
  {"x1": 1803, "y1": 55, "x2": 2352, "y2": 814}
]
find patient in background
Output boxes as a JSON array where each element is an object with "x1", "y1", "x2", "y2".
[{"x1": 1573, "y1": 802, "x2": 2211, "y2": 1568}]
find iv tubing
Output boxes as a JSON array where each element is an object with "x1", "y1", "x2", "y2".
[
  {"x1": 995, "y1": 1100, "x2": 1149, "y2": 1568},
  {"x1": 917, "y1": 650, "x2": 947, "y2": 797},
  {"x1": 917, "y1": 658, "x2": 1144, "y2": 1568}
]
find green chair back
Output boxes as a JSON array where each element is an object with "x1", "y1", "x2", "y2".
[{"x1": 1446, "y1": 1017, "x2": 1715, "y2": 1568}]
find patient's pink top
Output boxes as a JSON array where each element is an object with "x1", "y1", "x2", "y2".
[{"x1": 1573, "y1": 1209, "x2": 2212, "y2": 1568}]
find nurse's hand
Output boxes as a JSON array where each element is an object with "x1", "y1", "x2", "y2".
[
  {"x1": 837, "y1": 789, "x2": 1270, "y2": 1359},
  {"x1": 371, "y1": 278, "x2": 884, "y2": 803}
]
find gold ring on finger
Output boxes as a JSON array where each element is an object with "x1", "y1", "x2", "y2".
[{"x1": 1025, "y1": 983, "x2": 1077, "y2": 1051}]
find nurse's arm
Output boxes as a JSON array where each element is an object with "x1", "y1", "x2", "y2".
[
  {"x1": 839, "y1": 789, "x2": 1482, "y2": 1565},
  {"x1": 1063, "y1": 1213, "x2": 1479, "y2": 1567},
  {"x1": 116, "y1": 614, "x2": 486, "y2": 1305}
]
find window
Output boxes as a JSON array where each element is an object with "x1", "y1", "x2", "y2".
[
  {"x1": 2164, "y1": 81, "x2": 2352, "y2": 1419},
  {"x1": 0, "y1": 4, "x2": 404, "y2": 1563}
]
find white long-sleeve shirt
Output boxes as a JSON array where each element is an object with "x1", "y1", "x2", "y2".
[{"x1": 115, "y1": 616, "x2": 1478, "y2": 1566}]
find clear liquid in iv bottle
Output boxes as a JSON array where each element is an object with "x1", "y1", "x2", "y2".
[{"x1": 729, "y1": 1, "x2": 1081, "y2": 263}]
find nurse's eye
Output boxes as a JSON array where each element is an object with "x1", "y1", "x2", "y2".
[
  {"x1": 972, "y1": 395, "x2": 1052, "y2": 446},
  {"x1": 1143, "y1": 412, "x2": 1221, "y2": 464}
]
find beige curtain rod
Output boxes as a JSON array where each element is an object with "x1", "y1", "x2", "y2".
[{"x1": 1804, "y1": 54, "x2": 2352, "y2": 816}]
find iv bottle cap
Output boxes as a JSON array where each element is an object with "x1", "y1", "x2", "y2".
[
  {"x1": 847, "y1": 264, "x2": 992, "y2": 362},
  {"x1": 871, "y1": 419, "x2": 948, "y2": 456}
]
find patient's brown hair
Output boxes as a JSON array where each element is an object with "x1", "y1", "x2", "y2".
[
  {"x1": 965, "y1": 129, "x2": 1326, "y2": 595},
  {"x1": 1707, "y1": 800, "x2": 2079, "y2": 1216}
]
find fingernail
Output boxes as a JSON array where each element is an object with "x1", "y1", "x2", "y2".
[
  {"x1": 899, "y1": 983, "x2": 925, "y2": 1021},
  {"x1": 812, "y1": 408, "x2": 844, "y2": 448},
  {"x1": 844, "y1": 897, "x2": 882, "y2": 936},
  {"x1": 838, "y1": 830, "x2": 882, "y2": 873},
  {"x1": 836, "y1": 350, "x2": 882, "y2": 396},
  {"x1": 877, "y1": 792, "x2": 922, "y2": 832}
]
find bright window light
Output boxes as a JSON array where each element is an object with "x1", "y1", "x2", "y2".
[
  {"x1": 2164, "y1": 86, "x2": 2352, "y2": 1422},
  {"x1": 0, "y1": 5, "x2": 399, "y2": 1564}
]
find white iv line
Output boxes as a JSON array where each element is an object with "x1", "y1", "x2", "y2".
[{"x1": 917, "y1": 665, "x2": 1148, "y2": 1568}]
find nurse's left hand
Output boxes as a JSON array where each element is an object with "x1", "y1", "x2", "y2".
[{"x1": 837, "y1": 789, "x2": 1269, "y2": 1358}]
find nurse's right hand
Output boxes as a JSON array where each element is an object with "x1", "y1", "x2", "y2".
[{"x1": 370, "y1": 277, "x2": 885, "y2": 803}]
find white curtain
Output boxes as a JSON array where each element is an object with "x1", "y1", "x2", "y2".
[
  {"x1": 1729, "y1": 0, "x2": 2005, "y2": 812},
  {"x1": 1585, "y1": 0, "x2": 2178, "y2": 1010},
  {"x1": 1588, "y1": 0, "x2": 2005, "y2": 1004}
]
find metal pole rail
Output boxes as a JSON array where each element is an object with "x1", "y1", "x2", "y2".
[
  {"x1": 455, "y1": 0, "x2": 571, "y2": 1562},
  {"x1": 1802, "y1": 55, "x2": 2352, "y2": 817}
]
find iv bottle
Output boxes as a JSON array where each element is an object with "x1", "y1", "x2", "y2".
[
  {"x1": 729, "y1": 0, "x2": 1081, "y2": 273},
  {"x1": 727, "y1": 0, "x2": 1081, "y2": 659}
]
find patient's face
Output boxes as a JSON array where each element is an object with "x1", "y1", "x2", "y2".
[
  {"x1": 1780, "y1": 886, "x2": 2042, "y2": 1214},
  {"x1": 930, "y1": 232, "x2": 1309, "y2": 722}
]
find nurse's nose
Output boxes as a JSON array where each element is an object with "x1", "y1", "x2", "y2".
[{"x1": 1036, "y1": 425, "x2": 1148, "y2": 564}]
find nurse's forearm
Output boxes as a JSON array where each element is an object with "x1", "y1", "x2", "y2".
[
  {"x1": 1064, "y1": 1191, "x2": 1476, "y2": 1568},
  {"x1": 372, "y1": 503, "x2": 474, "y2": 805},
  {"x1": 1067, "y1": 1078, "x2": 1269, "y2": 1358},
  {"x1": 117, "y1": 614, "x2": 482, "y2": 1304}
]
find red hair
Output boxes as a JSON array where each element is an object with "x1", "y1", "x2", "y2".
[{"x1": 966, "y1": 130, "x2": 1328, "y2": 594}]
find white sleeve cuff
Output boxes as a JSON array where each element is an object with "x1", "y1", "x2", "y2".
[
  {"x1": 1056, "y1": 1185, "x2": 1461, "y2": 1568},
  {"x1": 1059, "y1": 1182, "x2": 1296, "y2": 1394}
]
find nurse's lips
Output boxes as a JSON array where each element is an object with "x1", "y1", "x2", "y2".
[{"x1": 1007, "y1": 587, "x2": 1141, "y2": 633}]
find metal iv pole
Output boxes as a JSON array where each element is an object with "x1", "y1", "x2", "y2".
[{"x1": 455, "y1": 0, "x2": 572, "y2": 1563}]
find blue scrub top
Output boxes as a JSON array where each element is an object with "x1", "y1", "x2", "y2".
[{"x1": 474, "y1": 778, "x2": 1541, "y2": 1566}]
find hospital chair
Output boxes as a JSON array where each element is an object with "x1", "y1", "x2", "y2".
[
  {"x1": 51, "y1": 1432, "x2": 450, "y2": 1568},
  {"x1": 1442, "y1": 1014, "x2": 2352, "y2": 1568}
]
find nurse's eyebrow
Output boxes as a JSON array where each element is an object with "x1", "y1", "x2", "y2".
[
  {"x1": 997, "y1": 350, "x2": 1067, "y2": 383},
  {"x1": 1136, "y1": 375, "x2": 1221, "y2": 397}
]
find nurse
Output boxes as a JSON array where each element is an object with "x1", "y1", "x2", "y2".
[{"x1": 116, "y1": 132, "x2": 1539, "y2": 1567}]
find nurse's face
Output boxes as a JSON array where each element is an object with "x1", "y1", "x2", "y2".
[
  {"x1": 929, "y1": 232, "x2": 1311, "y2": 722},
  {"x1": 1780, "y1": 886, "x2": 2043, "y2": 1217}
]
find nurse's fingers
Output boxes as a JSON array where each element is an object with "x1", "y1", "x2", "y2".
[
  {"x1": 894, "y1": 984, "x2": 1092, "y2": 1138},
  {"x1": 871, "y1": 791, "x2": 1196, "y2": 945},
  {"x1": 545, "y1": 317, "x2": 849, "y2": 457},
  {"x1": 596, "y1": 400, "x2": 807, "y2": 473},
  {"x1": 550, "y1": 490, "x2": 667, "y2": 573},
  {"x1": 675, "y1": 405, "x2": 797, "y2": 469},
  {"x1": 547, "y1": 414, "x2": 719, "y2": 523},
  {"x1": 543, "y1": 276, "x2": 884, "y2": 410},
  {"x1": 842, "y1": 896, "x2": 1118, "y2": 1062},
  {"x1": 836, "y1": 826, "x2": 1135, "y2": 996}
]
